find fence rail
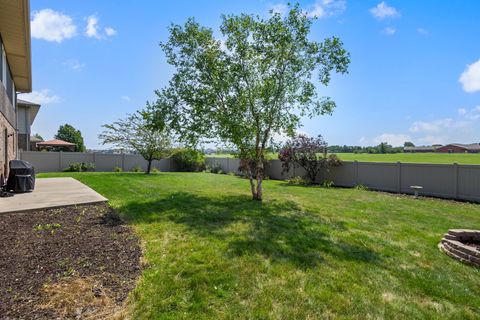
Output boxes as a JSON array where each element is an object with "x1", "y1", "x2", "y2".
[{"x1": 205, "y1": 157, "x2": 480, "y2": 203}]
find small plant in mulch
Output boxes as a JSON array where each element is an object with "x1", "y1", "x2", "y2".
[
  {"x1": 99, "y1": 209, "x2": 124, "y2": 226},
  {"x1": 35, "y1": 223, "x2": 62, "y2": 234}
]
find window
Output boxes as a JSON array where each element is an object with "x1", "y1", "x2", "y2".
[
  {"x1": 0, "y1": 37, "x2": 15, "y2": 106},
  {"x1": 6, "y1": 65, "x2": 13, "y2": 104},
  {"x1": 1, "y1": 41, "x2": 6, "y2": 89}
]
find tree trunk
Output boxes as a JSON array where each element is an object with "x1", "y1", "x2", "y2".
[
  {"x1": 146, "y1": 156, "x2": 153, "y2": 174},
  {"x1": 253, "y1": 159, "x2": 264, "y2": 201}
]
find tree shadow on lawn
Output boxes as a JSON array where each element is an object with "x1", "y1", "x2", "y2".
[{"x1": 120, "y1": 192, "x2": 380, "y2": 269}]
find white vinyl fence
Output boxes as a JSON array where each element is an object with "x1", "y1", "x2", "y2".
[
  {"x1": 19, "y1": 151, "x2": 174, "y2": 173},
  {"x1": 19, "y1": 152, "x2": 480, "y2": 202},
  {"x1": 205, "y1": 157, "x2": 480, "y2": 202}
]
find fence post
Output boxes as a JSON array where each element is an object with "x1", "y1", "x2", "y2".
[
  {"x1": 453, "y1": 163, "x2": 458, "y2": 199},
  {"x1": 397, "y1": 161, "x2": 402, "y2": 193},
  {"x1": 122, "y1": 153, "x2": 126, "y2": 171},
  {"x1": 354, "y1": 161, "x2": 359, "y2": 186},
  {"x1": 59, "y1": 151, "x2": 63, "y2": 172},
  {"x1": 227, "y1": 157, "x2": 230, "y2": 173},
  {"x1": 93, "y1": 152, "x2": 96, "y2": 169}
]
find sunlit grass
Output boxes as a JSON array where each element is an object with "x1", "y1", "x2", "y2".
[{"x1": 39, "y1": 172, "x2": 480, "y2": 319}]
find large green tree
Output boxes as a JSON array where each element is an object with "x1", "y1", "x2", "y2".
[
  {"x1": 99, "y1": 110, "x2": 173, "y2": 174},
  {"x1": 155, "y1": 5, "x2": 350, "y2": 200},
  {"x1": 55, "y1": 124, "x2": 86, "y2": 152}
]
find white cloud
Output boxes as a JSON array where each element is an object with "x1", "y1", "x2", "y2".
[
  {"x1": 121, "y1": 95, "x2": 131, "y2": 101},
  {"x1": 372, "y1": 133, "x2": 411, "y2": 147},
  {"x1": 85, "y1": 14, "x2": 116, "y2": 39},
  {"x1": 458, "y1": 105, "x2": 480, "y2": 120},
  {"x1": 305, "y1": 0, "x2": 346, "y2": 18},
  {"x1": 85, "y1": 15, "x2": 100, "y2": 39},
  {"x1": 382, "y1": 27, "x2": 396, "y2": 35},
  {"x1": 370, "y1": 2, "x2": 400, "y2": 20},
  {"x1": 270, "y1": 3, "x2": 288, "y2": 15},
  {"x1": 417, "y1": 135, "x2": 446, "y2": 145},
  {"x1": 19, "y1": 90, "x2": 60, "y2": 105},
  {"x1": 365, "y1": 106, "x2": 480, "y2": 147},
  {"x1": 63, "y1": 59, "x2": 85, "y2": 71},
  {"x1": 417, "y1": 28, "x2": 429, "y2": 35},
  {"x1": 31, "y1": 9, "x2": 77, "y2": 43},
  {"x1": 409, "y1": 118, "x2": 454, "y2": 133},
  {"x1": 105, "y1": 27, "x2": 117, "y2": 36},
  {"x1": 459, "y1": 58, "x2": 480, "y2": 93}
]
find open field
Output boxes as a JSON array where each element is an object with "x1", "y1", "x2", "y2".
[
  {"x1": 334, "y1": 153, "x2": 480, "y2": 164},
  {"x1": 39, "y1": 172, "x2": 480, "y2": 319},
  {"x1": 209, "y1": 152, "x2": 480, "y2": 164}
]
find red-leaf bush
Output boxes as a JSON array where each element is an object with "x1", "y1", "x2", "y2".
[{"x1": 279, "y1": 134, "x2": 342, "y2": 184}]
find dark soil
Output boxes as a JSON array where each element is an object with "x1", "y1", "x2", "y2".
[{"x1": 0, "y1": 203, "x2": 142, "y2": 319}]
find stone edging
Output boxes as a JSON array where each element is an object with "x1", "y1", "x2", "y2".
[{"x1": 439, "y1": 229, "x2": 480, "y2": 267}]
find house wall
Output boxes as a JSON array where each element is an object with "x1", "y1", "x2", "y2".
[
  {"x1": 0, "y1": 35, "x2": 18, "y2": 180},
  {"x1": 436, "y1": 145, "x2": 470, "y2": 153},
  {"x1": 18, "y1": 133, "x2": 28, "y2": 151},
  {"x1": 0, "y1": 110, "x2": 16, "y2": 180}
]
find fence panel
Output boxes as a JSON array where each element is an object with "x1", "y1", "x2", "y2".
[
  {"x1": 400, "y1": 164, "x2": 455, "y2": 198},
  {"x1": 95, "y1": 154, "x2": 123, "y2": 172},
  {"x1": 357, "y1": 162, "x2": 398, "y2": 192},
  {"x1": 20, "y1": 151, "x2": 60, "y2": 172},
  {"x1": 60, "y1": 152, "x2": 94, "y2": 171},
  {"x1": 457, "y1": 165, "x2": 480, "y2": 201}
]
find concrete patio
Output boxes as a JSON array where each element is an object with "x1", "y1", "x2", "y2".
[{"x1": 0, "y1": 177, "x2": 108, "y2": 213}]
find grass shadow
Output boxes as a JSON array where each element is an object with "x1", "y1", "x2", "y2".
[{"x1": 120, "y1": 192, "x2": 380, "y2": 269}]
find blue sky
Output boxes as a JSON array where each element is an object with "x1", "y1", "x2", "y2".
[{"x1": 21, "y1": 0, "x2": 480, "y2": 149}]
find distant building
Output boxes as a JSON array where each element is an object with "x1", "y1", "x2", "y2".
[
  {"x1": 404, "y1": 145, "x2": 441, "y2": 153},
  {"x1": 17, "y1": 99, "x2": 40, "y2": 151},
  {"x1": 36, "y1": 139, "x2": 76, "y2": 152},
  {"x1": 29, "y1": 134, "x2": 43, "y2": 151},
  {"x1": 436, "y1": 143, "x2": 480, "y2": 153}
]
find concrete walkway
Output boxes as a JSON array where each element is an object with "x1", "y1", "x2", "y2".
[{"x1": 0, "y1": 177, "x2": 108, "y2": 213}]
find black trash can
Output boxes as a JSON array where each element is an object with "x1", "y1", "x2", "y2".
[{"x1": 6, "y1": 160, "x2": 35, "y2": 193}]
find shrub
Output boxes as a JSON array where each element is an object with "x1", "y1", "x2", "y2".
[
  {"x1": 206, "y1": 162, "x2": 223, "y2": 174},
  {"x1": 151, "y1": 167, "x2": 161, "y2": 173},
  {"x1": 286, "y1": 176, "x2": 309, "y2": 186},
  {"x1": 279, "y1": 134, "x2": 342, "y2": 184},
  {"x1": 113, "y1": 166, "x2": 123, "y2": 172},
  {"x1": 64, "y1": 162, "x2": 95, "y2": 172},
  {"x1": 130, "y1": 165, "x2": 144, "y2": 173},
  {"x1": 354, "y1": 184, "x2": 368, "y2": 191},
  {"x1": 172, "y1": 148, "x2": 205, "y2": 172},
  {"x1": 321, "y1": 180, "x2": 335, "y2": 188}
]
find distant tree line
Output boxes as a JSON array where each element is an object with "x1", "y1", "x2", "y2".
[{"x1": 328, "y1": 142, "x2": 409, "y2": 154}]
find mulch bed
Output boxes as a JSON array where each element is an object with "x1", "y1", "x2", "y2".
[{"x1": 0, "y1": 203, "x2": 142, "y2": 319}]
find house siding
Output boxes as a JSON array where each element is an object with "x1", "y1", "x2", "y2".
[{"x1": 0, "y1": 110, "x2": 16, "y2": 179}]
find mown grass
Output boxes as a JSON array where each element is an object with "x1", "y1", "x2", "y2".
[
  {"x1": 334, "y1": 152, "x2": 480, "y2": 164},
  {"x1": 39, "y1": 172, "x2": 480, "y2": 319},
  {"x1": 209, "y1": 152, "x2": 480, "y2": 164}
]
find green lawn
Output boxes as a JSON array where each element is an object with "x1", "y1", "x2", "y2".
[
  {"x1": 40, "y1": 172, "x2": 480, "y2": 319},
  {"x1": 208, "y1": 152, "x2": 480, "y2": 164},
  {"x1": 335, "y1": 153, "x2": 480, "y2": 164}
]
